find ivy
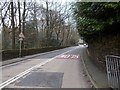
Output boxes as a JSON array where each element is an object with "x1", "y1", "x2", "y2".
[{"x1": 72, "y1": 2, "x2": 120, "y2": 42}]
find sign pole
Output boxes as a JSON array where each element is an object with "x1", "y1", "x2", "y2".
[
  {"x1": 19, "y1": 21, "x2": 25, "y2": 57},
  {"x1": 18, "y1": 32, "x2": 24, "y2": 57},
  {"x1": 19, "y1": 40, "x2": 22, "y2": 57}
]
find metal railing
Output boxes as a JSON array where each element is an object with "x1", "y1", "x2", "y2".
[{"x1": 105, "y1": 55, "x2": 120, "y2": 89}]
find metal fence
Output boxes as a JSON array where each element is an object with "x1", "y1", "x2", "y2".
[{"x1": 105, "y1": 55, "x2": 120, "y2": 89}]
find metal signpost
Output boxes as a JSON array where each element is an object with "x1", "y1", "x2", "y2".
[{"x1": 18, "y1": 32, "x2": 25, "y2": 57}]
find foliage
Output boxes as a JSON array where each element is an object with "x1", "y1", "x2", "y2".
[
  {"x1": 72, "y1": 2, "x2": 120, "y2": 42},
  {"x1": 70, "y1": 39, "x2": 76, "y2": 45},
  {"x1": 24, "y1": 20, "x2": 39, "y2": 48}
]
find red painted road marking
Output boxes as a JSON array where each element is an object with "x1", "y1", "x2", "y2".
[{"x1": 56, "y1": 54, "x2": 79, "y2": 59}]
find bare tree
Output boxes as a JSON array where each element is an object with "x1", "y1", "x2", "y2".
[
  {"x1": 11, "y1": 0, "x2": 15, "y2": 49},
  {"x1": 18, "y1": 0, "x2": 21, "y2": 34},
  {"x1": 22, "y1": 0, "x2": 26, "y2": 34},
  {"x1": 21, "y1": 0, "x2": 26, "y2": 48},
  {"x1": 45, "y1": 1, "x2": 49, "y2": 46},
  {"x1": 1, "y1": 0, "x2": 78, "y2": 49}
]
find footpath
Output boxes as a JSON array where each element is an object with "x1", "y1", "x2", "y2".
[{"x1": 82, "y1": 48, "x2": 109, "y2": 88}]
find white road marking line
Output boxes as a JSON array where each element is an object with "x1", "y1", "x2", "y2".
[
  {"x1": 80, "y1": 55, "x2": 97, "y2": 88},
  {"x1": 87, "y1": 50, "x2": 90, "y2": 56},
  {"x1": 0, "y1": 59, "x2": 30, "y2": 69},
  {"x1": 0, "y1": 47, "x2": 73, "y2": 69},
  {"x1": 0, "y1": 46, "x2": 79, "y2": 89}
]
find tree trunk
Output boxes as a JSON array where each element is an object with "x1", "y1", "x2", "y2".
[
  {"x1": 18, "y1": 0, "x2": 21, "y2": 34},
  {"x1": 22, "y1": 1, "x2": 26, "y2": 48},
  {"x1": 65, "y1": 26, "x2": 70, "y2": 46},
  {"x1": 33, "y1": 3, "x2": 39, "y2": 47},
  {"x1": 11, "y1": 1, "x2": 15, "y2": 49},
  {"x1": 46, "y1": 1, "x2": 49, "y2": 46},
  {"x1": 60, "y1": 26, "x2": 65, "y2": 46}
]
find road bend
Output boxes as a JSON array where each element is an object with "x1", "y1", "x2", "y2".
[{"x1": 1, "y1": 45, "x2": 91, "y2": 89}]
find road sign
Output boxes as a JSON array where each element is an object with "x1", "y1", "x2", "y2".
[
  {"x1": 19, "y1": 38, "x2": 23, "y2": 41},
  {"x1": 18, "y1": 32, "x2": 25, "y2": 38}
]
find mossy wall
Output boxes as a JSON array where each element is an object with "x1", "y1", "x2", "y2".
[{"x1": 88, "y1": 34, "x2": 120, "y2": 71}]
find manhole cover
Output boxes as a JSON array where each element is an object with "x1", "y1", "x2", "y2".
[{"x1": 15, "y1": 72, "x2": 64, "y2": 88}]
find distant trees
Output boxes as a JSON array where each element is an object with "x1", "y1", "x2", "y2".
[
  {"x1": 1, "y1": 0, "x2": 79, "y2": 50},
  {"x1": 72, "y1": 2, "x2": 120, "y2": 43},
  {"x1": 1, "y1": 2, "x2": 12, "y2": 49}
]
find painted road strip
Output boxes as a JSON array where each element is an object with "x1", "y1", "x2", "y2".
[
  {"x1": 0, "y1": 46, "x2": 80, "y2": 89},
  {"x1": 56, "y1": 54, "x2": 79, "y2": 59}
]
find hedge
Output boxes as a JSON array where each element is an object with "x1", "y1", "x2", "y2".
[{"x1": 2, "y1": 46, "x2": 68, "y2": 61}]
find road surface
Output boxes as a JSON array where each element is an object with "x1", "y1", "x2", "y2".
[{"x1": 1, "y1": 45, "x2": 91, "y2": 89}]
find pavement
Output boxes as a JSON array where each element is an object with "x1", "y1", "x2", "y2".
[{"x1": 81, "y1": 47, "x2": 109, "y2": 88}]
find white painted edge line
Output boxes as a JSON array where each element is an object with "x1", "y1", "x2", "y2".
[
  {"x1": 87, "y1": 49, "x2": 90, "y2": 56},
  {"x1": 0, "y1": 46, "x2": 79, "y2": 89},
  {"x1": 81, "y1": 53, "x2": 98, "y2": 88},
  {"x1": 1, "y1": 47, "x2": 73, "y2": 69}
]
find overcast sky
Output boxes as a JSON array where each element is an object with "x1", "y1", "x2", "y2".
[
  {"x1": 0, "y1": 0, "x2": 75, "y2": 33},
  {"x1": 0, "y1": 0, "x2": 75, "y2": 2}
]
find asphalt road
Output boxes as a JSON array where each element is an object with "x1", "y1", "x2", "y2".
[{"x1": 1, "y1": 45, "x2": 91, "y2": 89}]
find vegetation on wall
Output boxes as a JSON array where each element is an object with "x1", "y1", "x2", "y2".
[
  {"x1": 72, "y1": 2, "x2": 120, "y2": 70},
  {"x1": 72, "y1": 2, "x2": 120, "y2": 43}
]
